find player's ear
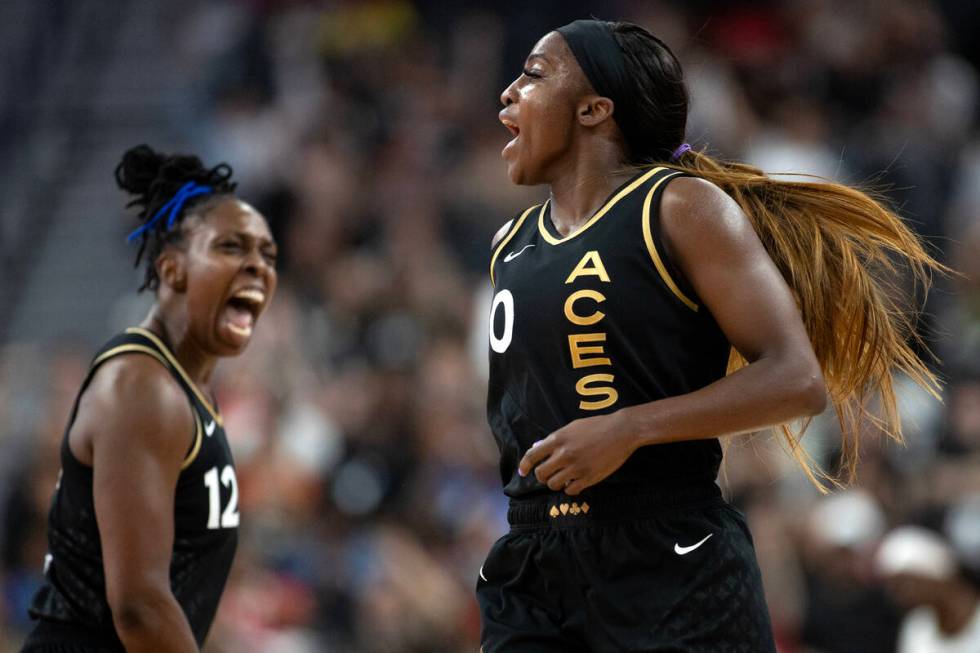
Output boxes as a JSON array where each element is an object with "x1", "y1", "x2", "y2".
[
  {"x1": 578, "y1": 95, "x2": 615, "y2": 127},
  {"x1": 157, "y1": 251, "x2": 187, "y2": 292}
]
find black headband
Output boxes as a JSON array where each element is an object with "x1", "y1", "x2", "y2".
[{"x1": 556, "y1": 19, "x2": 644, "y2": 161}]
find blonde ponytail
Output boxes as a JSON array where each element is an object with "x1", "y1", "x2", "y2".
[{"x1": 671, "y1": 150, "x2": 948, "y2": 489}]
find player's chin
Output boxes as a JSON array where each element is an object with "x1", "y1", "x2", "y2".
[
  {"x1": 213, "y1": 323, "x2": 255, "y2": 357},
  {"x1": 506, "y1": 162, "x2": 522, "y2": 185},
  {"x1": 506, "y1": 159, "x2": 539, "y2": 186}
]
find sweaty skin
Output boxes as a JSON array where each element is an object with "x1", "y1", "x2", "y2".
[
  {"x1": 499, "y1": 32, "x2": 826, "y2": 495},
  {"x1": 69, "y1": 198, "x2": 277, "y2": 652}
]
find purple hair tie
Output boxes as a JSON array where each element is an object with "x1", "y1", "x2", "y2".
[{"x1": 670, "y1": 143, "x2": 691, "y2": 161}]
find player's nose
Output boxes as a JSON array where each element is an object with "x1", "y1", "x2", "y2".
[{"x1": 500, "y1": 79, "x2": 518, "y2": 107}]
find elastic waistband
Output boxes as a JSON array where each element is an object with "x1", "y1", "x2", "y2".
[{"x1": 507, "y1": 483, "x2": 723, "y2": 530}]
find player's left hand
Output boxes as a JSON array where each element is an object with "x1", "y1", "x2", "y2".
[{"x1": 518, "y1": 409, "x2": 639, "y2": 496}]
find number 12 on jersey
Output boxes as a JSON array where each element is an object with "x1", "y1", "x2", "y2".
[{"x1": 204, "y1": 465, "x2": 240, "y2": 529}]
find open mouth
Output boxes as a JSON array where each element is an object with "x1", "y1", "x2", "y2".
[
  {"x1": 501, "y1": 117, "x2": 520, "y2": 139},
  {"x1": 500, "y1": 115, "x2": 520, "y2": 159},
  {"x1": 222, "y1": 288, "x2": 265, "y2": 341}
]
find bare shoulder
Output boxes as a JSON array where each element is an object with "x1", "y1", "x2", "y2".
[
  {"x1": 660, "y1": 176, "x2": 758, "y2": 257},
  {"x1": 88, "y1": 355, "x2": 188, "y2": 416},
  {"x1": 77, "y1": 354, "x2": 193, "y2": 460},
  {"x1": 662, "y1": 176, "x2": 747, "y2": 231},
  {"x1": 491, "y1": 219, "x2": 515, "y2": 250}
]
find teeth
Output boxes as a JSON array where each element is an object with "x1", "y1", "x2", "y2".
[
  {"x1": 227, "y1": 323, "x2": 253, "y2": 338},
  {"x1": 233, "y1": 289, "x2": 265, "y2": 306}
]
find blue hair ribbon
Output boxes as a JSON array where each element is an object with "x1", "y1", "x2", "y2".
[{"x1": 126, "y1": 181, "x2": 213, "y2": 242}]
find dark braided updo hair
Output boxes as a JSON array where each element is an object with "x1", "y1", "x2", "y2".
[{"x1": 116, "y1": 144, "x2": 237, "y2": 291}]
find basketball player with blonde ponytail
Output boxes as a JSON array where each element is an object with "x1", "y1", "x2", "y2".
[{"x1": 479, "y1": 18, "x2": 945, "y2": 652}]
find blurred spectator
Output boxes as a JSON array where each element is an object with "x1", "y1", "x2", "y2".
[
  {"x1": 799, "y1": 490, "x2": 900, "y2": 653},
  {"x1": 876, "y1": 526, "x2": 980, "y2": 652}
]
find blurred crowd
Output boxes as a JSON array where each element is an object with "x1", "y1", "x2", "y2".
[{"x1": 3, "y1": 1, "x2": 980, "y2": 651}]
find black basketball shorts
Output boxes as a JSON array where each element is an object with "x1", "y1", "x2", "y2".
[
  {"x1": 21, "y1": 619, "x2": 123, "y2": 653},
  {"x1": 476, "y1": 484, "x2": 776, "y2": 653}
]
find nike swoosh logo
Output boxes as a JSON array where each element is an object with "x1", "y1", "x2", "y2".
[
  {"x1": 503, "y1": 244, "x2": 535, "y2": 262},
  {"x1": 479, "y1": 565, "x2": 488, "y2": 582},
  {"x1": 205, "y1": 420, "x2": 216, "y2": 437},
  {"x1": 674, "y1": 533, "x2": 713, "y2": 555}
]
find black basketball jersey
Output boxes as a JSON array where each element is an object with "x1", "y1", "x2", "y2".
[
  {"x1": 28, "y1": 327, "x2": 239, "y2": 648},
  {"x1": 487, "y1": 166, "x2": 731, "y2": 498}
]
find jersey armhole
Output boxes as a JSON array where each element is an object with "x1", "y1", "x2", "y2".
[
  {"x1": 66, "y1": 346, "x2": 200, "y2": 470},
  {"x1": 181, "y1": 412, "x2": 203, "y2": 470},
  {"x1": 641, "y1": 172, "x2": 701, "y2": 312},
  {"x1": 489, "y1": 205, "x2": 538, "y2": 287}
]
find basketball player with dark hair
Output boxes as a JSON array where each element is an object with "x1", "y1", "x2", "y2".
[
  {"x1": 21, "y1": 145, "x2": 277, "y2": 652},
  {"x1": 479, "y1": 20, "x2": 944, "y2": 652}
]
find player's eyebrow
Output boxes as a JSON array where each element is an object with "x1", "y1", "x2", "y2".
[{"x1": 526, "y1": 53, "x2": 550, "y2": 65}]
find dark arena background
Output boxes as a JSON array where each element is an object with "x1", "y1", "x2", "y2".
[{"x1": 2, "y1": 1, "x2": 980, "y2": 651}]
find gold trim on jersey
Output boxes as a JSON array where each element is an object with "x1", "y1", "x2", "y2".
[
  {"x1": 125, "y1": 327, "x2": 224, "y2": 426},
  {"x1": 490, "y1": 204, "x2": 538, "y2": 287},
  {"x1": 180, "y1": 412, "x2": 203, "y2": 470},
  {"x1": 91, "y1": 341, "x2": 208, "y2": 468},
  {"x1": 641, "y1": 171, "x2": 699, "y2": 312},
  {"x1": 91, "y1": 344, "x2": 170, "y2": 371},
  {"x1": 537, "y1": 166, "x2": 668, "y2": 245}
]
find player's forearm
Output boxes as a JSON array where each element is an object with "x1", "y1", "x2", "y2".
[
  {"x1": 624, "y1": 352, "x2": 826, "y2": 448},
  {"x1": 111, "y1": 589, "x2": 199, "y2": 653}
]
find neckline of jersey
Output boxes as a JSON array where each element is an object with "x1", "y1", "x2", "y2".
[
  {"x1": 125, "y1": 327, "x2": 224, "y2": 426},
  {"x1": 538, "y1": 166, "x2": 668, "y2": 245}
]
